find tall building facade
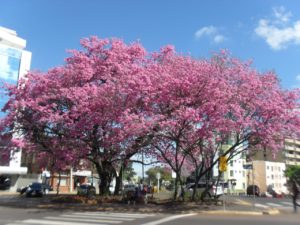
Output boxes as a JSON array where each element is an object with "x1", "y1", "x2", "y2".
[
  {"x1": 247, "y1": 161, "x2": 287, "y2": 194},
  {"x1": 284, "y1": 138, "x2": 300, "y2": 166},
  {"x1": 0, "y1": 27, "x2": 32, "y2": 191}
]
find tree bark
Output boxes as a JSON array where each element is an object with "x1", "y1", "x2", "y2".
[
  {"x1": 114, "y1": 166, "x2": 123, "y2": 195},
  {"x1": 56, "y1": 171, "x2": 61, "y2": 196}
]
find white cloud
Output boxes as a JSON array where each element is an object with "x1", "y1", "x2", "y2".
[
  {"x1": 194, "y1": 26, "x2": 226, "y2": 44},
  {"x1": 296, "y1": 74, "x2": 300, "y2": 81},
  {"x1": 273, "y1": 6, "x2": 292, "y2": 23},
  {"x1": 195, "y1": 26, "x2": 217, "y2": 38},
  {"x1": 255, "y1": 6, "x2": 300, "y2": 50},
  {"x1": 214, "y1": 35, "x2": 226, "y2": 43}
]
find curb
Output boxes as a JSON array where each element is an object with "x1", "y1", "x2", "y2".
[
  {"x1": 35, "y1": 203, "x2": 281, "y2": 216},
  {"x1": 262, "y1": 209, "x2": 280, "y2": 215}
]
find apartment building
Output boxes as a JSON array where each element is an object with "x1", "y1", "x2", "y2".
[
  {"x1": 247, "y1": 161, "x2": 287, "y2": 194},
  {"x1": 284, "y1": 139, "x2": 300, "y2": 166},
  {"x1": 0, "y1": 27, "x2": 32, "y2": 191}
]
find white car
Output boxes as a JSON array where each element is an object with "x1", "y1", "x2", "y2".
[
  {"x1": 185, "y1": 182, "x2": 224, "y2": 197},
  {"x1": 123, "y1": 184, "x2": 137, "y2": 193}
]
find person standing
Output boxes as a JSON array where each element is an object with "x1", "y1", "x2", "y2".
[{"x1": 291, "y1": 179, "x2": 300, "y2": 213}]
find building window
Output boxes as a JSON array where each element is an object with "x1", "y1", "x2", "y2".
[
  {"x1": 59, "y1": 178, "x2": 67, "y2": 186},
  {"x1": 230, "y1": 170, "x2": 234, "y2": 177},
  {"x1": 271, "y1": 175, "x2": 274, "y2": 179},
  {"x1": 267, "y1": 166, "x2": 269, "y2": 170},
  {"x1": 230, "y1": 161, "x2": 233, "y2": 166}
]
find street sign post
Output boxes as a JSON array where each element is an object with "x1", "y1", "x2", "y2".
[{"x1": 156, "y1": 172, "x2": 161, "y2": 194}]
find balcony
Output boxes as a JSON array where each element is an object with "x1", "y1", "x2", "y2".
[{"x1": 285, "y1": 145, "x2": 295, "y2": 151}]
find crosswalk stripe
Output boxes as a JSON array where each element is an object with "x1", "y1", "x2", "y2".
[
  {"x1": 101, "y1": 212, "x2": 153, "y2": 217},
  {"x1": 72, "y1": 212, "x2": 151, "y2": 218},
  {"x1": 4, "y1": 212, "x2": 154, "y2": 225},
  {"x1": 59, "y1": 214, "x2": 134, "y2": 221},
  {"x1": 140, "y1": 213, "x2": 197, "y2": 225},
  {"x1": 266, "y1": 202, "x2": 283, "y2": 207},
  {"x1": 45, "y1": 216, "x2": 122, "y2": 224},
  {"x1": 281, "y1": 201, "x2": 293, "y2": 206},
  {"x1": 255, "y1": 203, "x2": 268, "y2": 208},
  {"x1": 10, "y1": 219, "x2": 107, "y2": 225}
]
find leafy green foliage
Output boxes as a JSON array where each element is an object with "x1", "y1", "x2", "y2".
[
  {"x1": 146, "y1": 166, "x2": 172, "y2": 183},
  {"x1": 285, "y1": 165, "x2": 300, "y2": 182}
]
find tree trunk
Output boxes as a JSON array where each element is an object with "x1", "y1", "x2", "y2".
[
  {"x1": 179, "y1": 176, "x2": 185, "y2": 201},
  {"x1": 114, "y1": 167, "x2": 123, "y2": 195},
  {"x1": 95, "y1": 162, "x2": 113, "y2": 196},
  {"x1": 99, "y1": 172, "x2": 111, "y2": 195},
  {"x1": 173, "y1": 175, "x2": 179, "y2": 201},
  {"x1": 56, "y1": 171, "x2": 61, "y2": 196}
]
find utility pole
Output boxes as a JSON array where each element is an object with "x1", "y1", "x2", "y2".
[
  {"x1": 252, "y1": 162, "x2": 256, "y2": 210},
  {"x1": 142, "y1": 150, "x2": 145, "y2": 181}
]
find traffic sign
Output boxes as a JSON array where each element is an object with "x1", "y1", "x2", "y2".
[
  {"x1": 219, "y1": 156, "x2": 228, "y2": 172},
  {"x1": 156, "y1": 172, "x2": 161, "y2": 179}
]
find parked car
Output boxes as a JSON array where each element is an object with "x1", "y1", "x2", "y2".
[
  {"x1": 247, "y1": 185, "x2": 260, "y2": 196},
  {"x1": 0, "y1": 177, "x2": 11, "y2": 190},
  {"x1": 123, "y1": 184, "x2": 136, "y2": 193},
  {"x1": 77, "y1": 184, "x2": 96, "y2": 197},
  {"x1": 185, "y1": 182, "x2": 224, "y2": 197},
  {"x1": 24, "y1": 182, "x2": 52, "y2": 197},
  {"x1": 18, "y1": 182, "x2": 53, "y2": 196}
]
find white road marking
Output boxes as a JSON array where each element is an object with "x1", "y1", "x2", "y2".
[
  {"x1": 5, "y1": 211, "x2": 154, "y2": 225},
  {"x1": 45, "y1": 216, "x2": 122, "y2": 223},
  {"x1": 9, "y1": 219, "x2": 106, "y2": 225},
  {"x1": 140, "y1": 213, "x2": 197, "y2": 225},
  {"x1": 59, "y1": 214, "x2": 134, "y2": 221},
  {"x1": 72, "y1": 212, "x2": 151, "y2": 218},
  {"x1": 281, "y1": 201, "x2": 293, "y2": 206},
  {"x1": 266, "y1": 202, "x2": 284, "y2": 207},
  {"x1": 255, "y1": 203, "x2": 269, "y2": 208}
]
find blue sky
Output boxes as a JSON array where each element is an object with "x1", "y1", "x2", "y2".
[
  {"x1": 1, "y1": 0, "x2": 300, "y2": 176},
  {"x1": 1, "y1": 0, "x2": 300, "y2": 89}
]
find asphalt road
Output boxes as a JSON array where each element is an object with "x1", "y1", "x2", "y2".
[{"x1": 0, "y1": 206, "x2": 299, "y2": 225}]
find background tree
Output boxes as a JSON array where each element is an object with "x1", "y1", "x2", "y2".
[
  {"x1": 285, "y1": 165, "x2": 300, "y2": 212},
  {"x1": 123, "y1": 162, "x2": 137, "y2": 182},
  {"x1": 146, "y1": 166, "x2": 172, "y2": 184}
]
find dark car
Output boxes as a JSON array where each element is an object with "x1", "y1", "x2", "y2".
[
  {"x1": 247, "y1": 185, "x2": 260, "y2": 196},
  {"x1": 23, "y1": 182, "x2": 53, "y2": 197},
  {"x1": 0, "y1": 177, "x2": 11, "y2": 190},
  {"x1": 77, "y1": 184, "x2": 96, "y2": 197}
]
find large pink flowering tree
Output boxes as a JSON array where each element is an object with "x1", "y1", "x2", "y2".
[
  {"x1": 146, "y1": 50, "x2": 300, "y2": 200},
  {"x1": 1, "y1": 37, "x2": 299, "y2": 198},
  {"x1": 0, "y1": 37, "x2": 157, "y2": 195}
]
